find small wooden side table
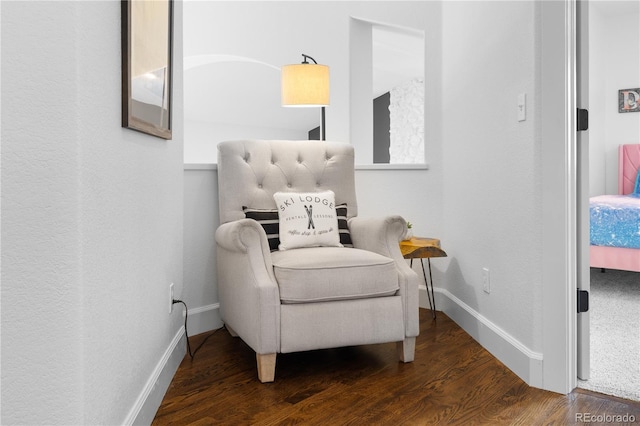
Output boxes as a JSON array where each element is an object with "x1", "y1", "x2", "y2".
[{"x1": 399, "y1": 237, "x2": 447, "y2": 319}]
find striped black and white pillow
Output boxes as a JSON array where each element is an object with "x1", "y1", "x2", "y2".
[
  {"x1": 243, "y1": 204, "x2": 353, "y2": 251},
  {"x1": 242, "y1": 207, "x2": 280, "y2": 251},
  {"x1": 335, "y1": 204, "x2": 353, "y2": 248}
]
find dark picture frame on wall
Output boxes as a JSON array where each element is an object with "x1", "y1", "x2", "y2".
[
  {"x1": 121, "y1": 0, "x2": 174, "y2": 139},
  {"x1": 618, "y1": 88, "x2": 640, "y2": 113}
]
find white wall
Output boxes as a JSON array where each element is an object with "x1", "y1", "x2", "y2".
[
  {"x1": 440, "y1": 0, "x2": 542, "y2": 374},
  {"x1": 184, "y1": 1, "x2": 440, "y2": 166},
  {"x1": 2, "y1": 1, "x2": 185, "y2": 424},
  {"x1": 184, "y1": 120, "x2": 307, "y2": 164},
  {"x1": 589, "y1": 3, "x2": 607, "y2": 196},
  {"x1": 183, "y1": 165, "x2": 224, "y2": 334},
  {"x1": 589, "y1": 2, "x2": 640, "y2": 196},
  {"x1": 2, "y1": 3, "x2": 84, "y2": 422}
]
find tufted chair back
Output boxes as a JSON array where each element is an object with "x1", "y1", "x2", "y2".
[{"x1": 217, "y1": 140, "x2": 358, "y2": 224}]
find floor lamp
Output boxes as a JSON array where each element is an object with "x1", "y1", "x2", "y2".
[{"x1": 281, "y1": 54, "x2": 330, "y2": 140}]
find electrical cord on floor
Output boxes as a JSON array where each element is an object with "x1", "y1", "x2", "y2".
[
  {"x1": 172, "y1": 299, "x2": 220, "y2": 361},
  {"x1": 172, "y1": 299, "x2": 194, "y2": 359}
]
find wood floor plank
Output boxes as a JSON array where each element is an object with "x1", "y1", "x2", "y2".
[{"x1": 153, "y1": 309, "x2": 640, "y2": 425}]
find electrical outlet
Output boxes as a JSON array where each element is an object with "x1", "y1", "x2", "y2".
[
  {"x1": 482, "y1": 268, "x2": 491, "y2": 294},
  {"x1": 169, "y1": 283, "x2": 174, "y2": 313}
]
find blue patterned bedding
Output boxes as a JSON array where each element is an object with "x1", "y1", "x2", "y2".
[{"x1": 590, "y1": 195, "x2": 640, "y2": 249}]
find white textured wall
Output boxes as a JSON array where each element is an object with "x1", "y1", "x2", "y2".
[
  {"x1": 589, "y1": 2, "x2": 640, "y2": 196},
  {"x1": 389, "y1": 79, "x2": 425, "y2": 163},
  {"x1": 2, "y1": 1, "x2": 184, "y2": 424},
  {"x1": 441, "y1": 1, "x2": 541, "y2": 352},
  {"x1": 2, "y1": 3, "x2": 84, "y2": 422}
]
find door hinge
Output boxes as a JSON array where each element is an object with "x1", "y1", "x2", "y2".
[
  {"x1": 578, "y1": 289, "x2": 589, "y2": 313},
  {"x1": 577, "y1": 108, "x2": 589, "y2": 131}
]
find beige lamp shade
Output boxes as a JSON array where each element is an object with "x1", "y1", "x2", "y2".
[{"x1": 281, "y1": 64, "x2": 330, "y2": 107}]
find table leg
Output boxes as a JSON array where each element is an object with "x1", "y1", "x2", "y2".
[
  {"x1": 422, "y1": 259, "x2": 437, "y2": 319},
  {"x1": 411, "y1": 258, "x2": 437, "y2": 319}
]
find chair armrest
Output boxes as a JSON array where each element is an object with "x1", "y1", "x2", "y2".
[
  {"x1": 348, "y1": 215, "x2": 406, "y2": 258},
  {"x1": 216, "y1": 219, "x2": 273, "y2": 263},
  {"x1": 349, "y1": 216, "x2": 420, "y2": 337},
  {"x1": 215, "y1": 219, "x2": 280, "y2": 353}
]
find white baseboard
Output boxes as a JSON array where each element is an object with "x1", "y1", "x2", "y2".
[
  {"x1": 184, "y1": 303, "x2": 223, "y2": 336},
  {"x1": 124, "y1": 327, "x2": 186, "y2": 426},
  {"x1": 418, "y1": 284, "x2": 432, "y2": 309},
  {"x1": 122, "y1": 304, "x2": 223, "y2": 425},
  {"x1": 419, "y1": 286, "x2": 543, "y2": 388}
]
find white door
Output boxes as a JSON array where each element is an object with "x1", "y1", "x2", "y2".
[{"x1": 576, "y1": 0, "x2": 590, "y2": 381}]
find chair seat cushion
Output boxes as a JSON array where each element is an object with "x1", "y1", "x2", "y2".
[{"x1": 271, "y1": 247, "x2": 398, "y2": 304}]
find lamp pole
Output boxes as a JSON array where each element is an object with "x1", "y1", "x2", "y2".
[{"x1": 303, "y1": 54, "x2": 326, "y2": 141}]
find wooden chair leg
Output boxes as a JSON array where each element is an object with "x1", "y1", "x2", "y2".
[
  {"x1": 397, "y1": 337, "x2": 416, "y2": 363},
  {"x1": 256, "y1": 353, "x2": 276, "y2": 383}
]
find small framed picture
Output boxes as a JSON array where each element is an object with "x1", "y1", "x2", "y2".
[{"x1": 618, "y1": 88, "x2": 640, "y2": 113}]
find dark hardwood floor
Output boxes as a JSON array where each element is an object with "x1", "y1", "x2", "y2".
[{"x1": 153, "y1": 309, "x2": 640, "y2": 425}]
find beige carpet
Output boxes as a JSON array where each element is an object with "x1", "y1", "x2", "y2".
[{"x1": 577, "y1": 268, "x2": 640, "y2": 401}]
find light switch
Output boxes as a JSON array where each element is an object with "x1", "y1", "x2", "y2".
[{"x1": 518, "y1": 93, "x2": 526, "y2": 122}]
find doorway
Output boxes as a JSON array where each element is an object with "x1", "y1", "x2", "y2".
[{"x1": 577, "y1": 0, "x2": 640, "y2": 401}]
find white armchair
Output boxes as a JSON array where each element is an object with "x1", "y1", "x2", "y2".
[{"x1": 216, "y1": 140, "x2": 419, "y2": 382}]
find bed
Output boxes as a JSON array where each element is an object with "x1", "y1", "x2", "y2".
[{"x1": 589, "y1": 144, "x2": 640, "y2": 272}]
